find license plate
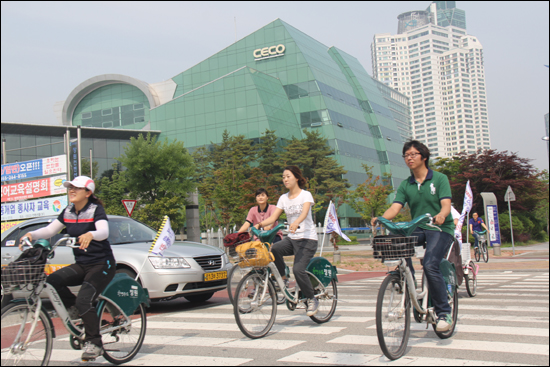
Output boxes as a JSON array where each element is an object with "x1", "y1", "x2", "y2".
[{"x1": 204, "y1": 271, "x2": 227, "y2": 282}]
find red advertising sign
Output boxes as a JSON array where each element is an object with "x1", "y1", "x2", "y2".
[
  {"x1": 122, "y1": 200, "x2": 137, "y2": 217},
  {"x1": 1, "y1": 175, "x2": 67, "y2": 203}
]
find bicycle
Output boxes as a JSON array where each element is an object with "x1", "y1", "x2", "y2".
[
  {"x1": 1, "y1": 236, "x2": 149, "y2": 365},
  {"x1": 372, "y1": 214, "x2": 458, "y2": 360},
  {"x1": 473, "y1": 230, "x2": 489, "y2": 263},
  {"x1": 232, "y1": 224, "x2": 338, "y2": 339},
  {"x1": 461, "y1": 243, "x2": 479, "y2": 297},
  {"x1": 226, "y1": 226, "x2": 287, "y2": 306}
]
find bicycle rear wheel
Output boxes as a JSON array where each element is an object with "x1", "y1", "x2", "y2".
[
  {"x1": 465, "y1": 261, "x2": 477, "y2": 297},
  {"x1": 482, "y1": 242, "x2": 489, "y2": 263},
  {"x1": 227, "y1": 264, "x2": 251, "y2": 305},
  {"x1": 99, "y1": 300, "x2": 147, "y2": 365},
  {"x1": 310, "y1": 279, "x2": 338, "y2": 324},
  {"x1": 376, "y1": 274, "x2": 410, "y2": 360},
  {"x1": 474, "y1": 246, "x2": 481, "y2": 262},
  {"x1": 1, "y1": 302, "x2": 53, "y2": 366},
  {"x1": 233, "y1": 272, "x2": 277, "y2": 339}
]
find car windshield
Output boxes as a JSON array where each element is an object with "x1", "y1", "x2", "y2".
[{"x1": 108, "y1": 217, "x2": 157, "y2": 245}]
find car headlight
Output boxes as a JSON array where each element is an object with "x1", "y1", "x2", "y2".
[{"x1": 149, "y1": 257, "x2": 191, "y2": 269}]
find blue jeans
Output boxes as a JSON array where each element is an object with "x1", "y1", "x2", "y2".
[
  {"x1": 406, "y1": 228, "x2": 454, "y2": 317},
  {"x1": 472, "y1": 232, "x2": 480, "y2": 248}
]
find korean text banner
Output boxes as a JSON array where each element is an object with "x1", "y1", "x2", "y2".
[
  {"x1": 1, "y1": 155, "x2": 67, "y2": 182},
  {"x1": 1, "y1": 221, "x2": 24, "y2": 234},
  {"x1": 1, "y1": 195, "x2": 68, "y2": 221},
  {"x1": 1, "y1": 175, "x2": 67, "y2": 203}
]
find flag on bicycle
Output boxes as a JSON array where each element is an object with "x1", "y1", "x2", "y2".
[
  {"x1": 149, "y1": 216, "x2": 175, "y2": 256},
  {"x1": 455, "y1": 180, "x2": 473, "y2": 246},
  {"x1": 324, "y1": 201, "x2": 351, "y2": 242}
]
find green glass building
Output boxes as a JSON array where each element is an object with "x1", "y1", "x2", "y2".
[{"x1": 52, "y1": 19, "x2": 412, "y2": 224}]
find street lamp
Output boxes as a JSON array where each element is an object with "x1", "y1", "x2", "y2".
[{"x1": 542, "y1": 136, "x2": 549, "y2": 141}]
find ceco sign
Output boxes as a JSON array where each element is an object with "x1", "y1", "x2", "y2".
[{"x1": 253, "y1": 44, "x2": 285, "y2": 60}]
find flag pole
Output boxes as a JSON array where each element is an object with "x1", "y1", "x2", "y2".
[
  {"x1": 134, "y1": 216, "x2": 168, "y2": 281},
  {"x1": 319, "y1": 201, "x2": 331, "y2": 257}
]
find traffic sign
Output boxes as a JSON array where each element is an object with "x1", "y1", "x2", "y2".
[
  {"x1": 505, "y1": 186, "x2": 516, "y2": 202},
  {"x1": 122, "y1": 199, "x2": 137, "y2": 217}
]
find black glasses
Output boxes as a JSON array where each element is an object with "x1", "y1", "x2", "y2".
[{"x1": 402, "y1": 152, "x2": 421, "y2": 159}]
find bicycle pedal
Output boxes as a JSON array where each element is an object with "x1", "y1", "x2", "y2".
[{"x1": 81, "y1": 357, "x2": 96, "y2": 362}]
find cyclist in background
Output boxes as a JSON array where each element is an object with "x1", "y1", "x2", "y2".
[
  {"x1": 255, "y1": 166, "x2": 319, "y2": 317},
  {"x1": 238, "y1": 188, "x2": 283, "y2": 243},
  {"x1": 469, "y1": 212, "x2": 489, "y2": 249},
  {"x1": 371, "y1": 140, "x2": 455, "y2": 332},
  {"x1": 19, "y1": 176, "x2": 116, "y2": 360}
]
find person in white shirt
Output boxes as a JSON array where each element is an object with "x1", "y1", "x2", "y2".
[{"x1": 256, "y1": 165, "x2": 319, "y2": 317}]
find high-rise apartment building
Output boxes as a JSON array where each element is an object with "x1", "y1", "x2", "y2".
[{"x1": 371, "y1": 1, "x2": 490, "y2": 157}]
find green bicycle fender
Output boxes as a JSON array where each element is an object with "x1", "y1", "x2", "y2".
[
  {"x1": 439, "y1": 259, "x2": 458, "y2": 295},
  {"x1": 100, "y1": 273, "x2": 150, "y2": 317},
  {"x1": 307, "y1": 257, "x2": 337, "y2": 287}
]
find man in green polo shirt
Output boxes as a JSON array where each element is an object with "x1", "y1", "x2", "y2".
[{"x1": 372, "y1": 140, "x2": 455, "y2": 332}]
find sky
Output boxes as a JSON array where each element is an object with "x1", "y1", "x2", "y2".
[{"x1": 1, "y1": 1, "x2": 549, "y2": 171}]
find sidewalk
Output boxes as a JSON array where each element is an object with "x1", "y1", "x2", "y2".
[{"x1": 315, "y1": 241, "x2": 549, "y2": 272}]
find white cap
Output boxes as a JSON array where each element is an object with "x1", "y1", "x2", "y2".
[{"x1": 63, "y1": 176, "x2": 95, "y2": 193}]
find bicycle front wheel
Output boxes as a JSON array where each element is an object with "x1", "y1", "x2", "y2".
[
  {"x1": 99, "y1": 300, "x2": 147, "y2": 365},
  {"x1": 376, "y1": 274, "x2": 410, "y2": 360},
  {"x1": 482, "y1": 242, "x2": 489, "y2": 263},
  {"x1": 433, "y1": 285, "x2": 458, "y2": 339},
  {"x1": 227, "y1": 264, "x2": 252, "y2": 305},
  {"x1": 310, "y1": 279, "x2": 338, "y2": 324},
  {"x1": 474, "y1": 246, "x2": 481, "y2": 262},
  {"x1": 1, "y1": 302, "x2": 53, "y2": 366},
  {"x1": 233, "y1": 272, "x2": 277, "y2": 339},
  {"x1": 465, "y1": 261, "x2": 477, "y2": 297}
]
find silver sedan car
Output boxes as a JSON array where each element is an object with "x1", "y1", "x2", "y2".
[{"x1": 1, "y1": 215, "x2": 232, "y2": 304}]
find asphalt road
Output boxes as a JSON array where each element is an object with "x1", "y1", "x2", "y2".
[{"x1": 42, "y1": 269, "x2": 549, "y2": 366}]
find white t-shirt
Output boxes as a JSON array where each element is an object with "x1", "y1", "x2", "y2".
[{"x1": 276, "y1": 190, "x2": 317, "y2": 241}]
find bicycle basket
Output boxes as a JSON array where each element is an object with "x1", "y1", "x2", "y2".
[
  {"x1": 226, "y1": 238, "x2": 252, "y2": 261},
  {"x1": 373, "y1": 235, "x2": 417, "y2": 261},
  {"x1": 235, "y1": 241, "x2": 274, "y2": 268},
  {"x1": 1, "y1": 264, "x2": 47, "y2": 288}
]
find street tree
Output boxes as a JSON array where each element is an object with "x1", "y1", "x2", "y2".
[
  {"x1": 347, "y1": 164, "x2": 393, "y2": 226},
  {"x1": 116, "y1": 132, "x2": 195, "y2": 230},
  {"x1": 277, "y1": 129, "x2": 349, "y2": 221}
]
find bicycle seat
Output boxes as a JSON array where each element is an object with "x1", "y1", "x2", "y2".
[
  {"x1": 250, "y1": 223, "x2": 285, "y2": 244},
  {"x1": 474, "y1": 230, "x2": 487, "y2": 235},
  {"x1": 376, "y1": 214, "x2": 432, "y2": 237}
]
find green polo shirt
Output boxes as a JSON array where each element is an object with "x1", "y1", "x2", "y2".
[{"x1": 394, "y1": 168, "x2": 454, "y2": 236}]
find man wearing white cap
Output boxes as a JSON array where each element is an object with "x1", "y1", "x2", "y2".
[{"x1": 20, "y1": 176, "x2": 116, "y2": 360}]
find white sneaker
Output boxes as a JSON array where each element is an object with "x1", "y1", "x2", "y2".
[
  {"x1": 82, "y1": 342, "x2": 104, "y2": 360},
  {"x1": 436, "y1": 314, "x2": 452, "y2": 332}
]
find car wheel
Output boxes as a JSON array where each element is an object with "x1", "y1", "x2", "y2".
[
  {"x1": 116, "y1": 268, "x2": 141, "y2": 285},
  {"x1": 184, "y1": 293, "x2": 214, "y2": 303}
]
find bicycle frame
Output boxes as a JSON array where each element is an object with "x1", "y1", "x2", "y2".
[
  {"x1": 384, "y1": 258, "x2": 437, "y2": 323},
  {"x1": 251, "y1": 263, "x2": 327, "y2": 307}
]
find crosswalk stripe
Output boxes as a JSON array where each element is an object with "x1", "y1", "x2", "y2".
[
  {"x1": 138, "y1": 335, "x2": 306, "y2": 350},
  {"x1": 327, "y1": 335, "x2": 550, "y2": 356},
  {"x1": 459, "y1": 304, "x2": 548, "y2": 312},
  {"x1": 365, "y1": 321, "x2": 550, "y2": 337},
  {"x1": 482, "y1": 288, "x2": 548, "y2": 293},
  {"x1": 44, "y1": 349, "x2": 252, "y2": 366},
  {"x1": 146, "y1": 321, "x2": 346, "y2": 335},
  {"x1": 470, "y1": 292, "x2": 548, "y2": 297},
  {"x1": 499, "y1": 285, "x2": 549, "y2": 288},
  {"x1": 278, "y1": 351, "x2": 533, "y2": 366},
  {"x1": 459, "y1": 314, "x2": 549, "y2": 323},
  {"x1": 158, "y1": 312, "x2": 373, "y2": 323}
]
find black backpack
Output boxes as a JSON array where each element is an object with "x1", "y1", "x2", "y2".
[{"x1": 2, "y1": 247, "x2": 49, "y2": 288}]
